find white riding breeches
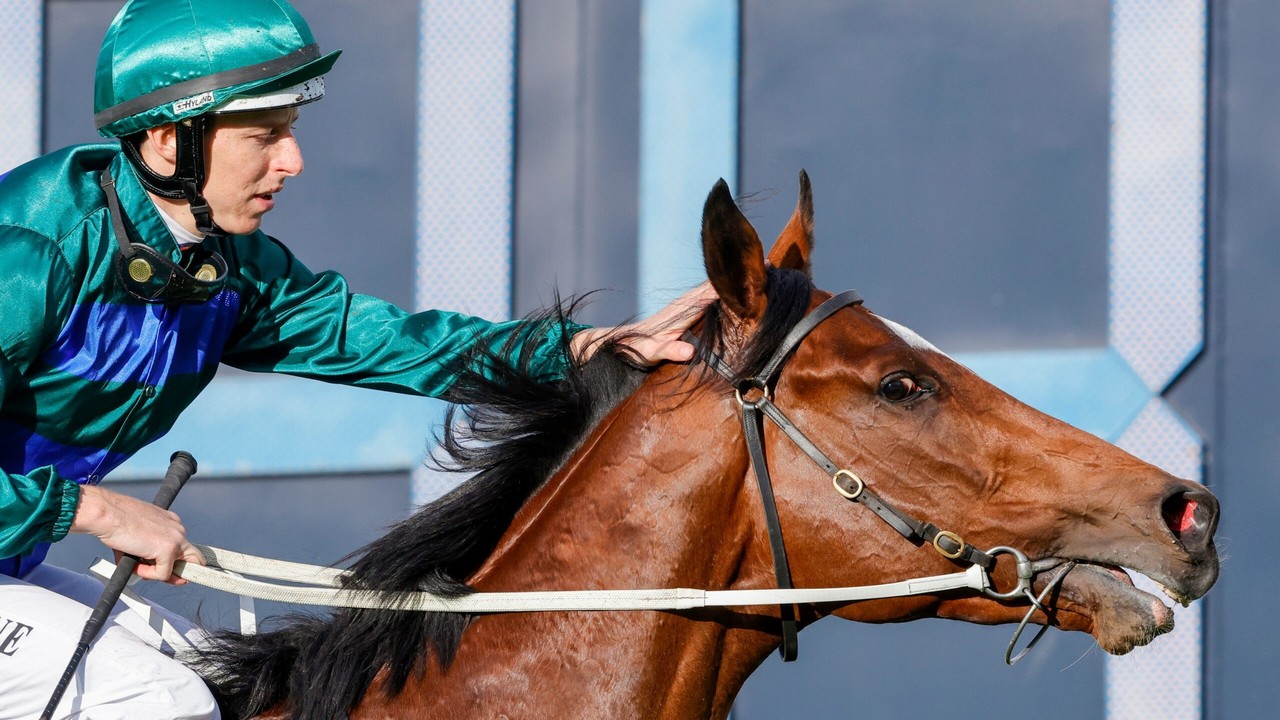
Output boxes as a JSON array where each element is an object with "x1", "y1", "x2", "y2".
[{"x1": 0, "y1": 563, "x2": 219, "y2": 720}]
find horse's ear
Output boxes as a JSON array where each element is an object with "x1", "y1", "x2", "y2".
[
  {"x1": 766, "y1": 169, "x2": 814, "y2": 276},
  {"x1": 702, "y1": 178, "x2": 767, "y2": 322}
]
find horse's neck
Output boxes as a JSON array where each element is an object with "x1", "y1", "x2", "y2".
[
  {"x1": 460, "y1": 376, "x2": 781, "y2": 716},
  {"x1": 474, "y1": 377, "x2": 749, "y2": 580}
]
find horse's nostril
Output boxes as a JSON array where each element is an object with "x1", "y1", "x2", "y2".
[{"x1": 1161, "y1": 490, "x2": 1215, "y2": 552}]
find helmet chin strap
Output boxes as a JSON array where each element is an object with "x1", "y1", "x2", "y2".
[{"x1": 120, "y1": 115, "x2": 222, "y2": 236}]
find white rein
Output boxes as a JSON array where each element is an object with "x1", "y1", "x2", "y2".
[{"x1": 92, "y1": 542, "x2": 989, "y2": 634}]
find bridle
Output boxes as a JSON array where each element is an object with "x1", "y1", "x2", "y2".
[{"x1": 687, "y1": 289, "x2": 1073, "y2": 663}]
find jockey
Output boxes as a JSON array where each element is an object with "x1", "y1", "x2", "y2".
[{"x1": 0, "y1": 0, "x2": 707, "y2": 717}]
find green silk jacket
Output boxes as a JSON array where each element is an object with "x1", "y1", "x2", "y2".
[{"x1": 0, "y1": 144, "x2": 582, "y2": 576}]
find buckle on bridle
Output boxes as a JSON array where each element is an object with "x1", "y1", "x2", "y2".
[
  {"x1": 832, "y1": 469, "x2": 864, "y2": 500},
  {"x1": 931, "y1": 530, "x2": 967, "y2": 560}
]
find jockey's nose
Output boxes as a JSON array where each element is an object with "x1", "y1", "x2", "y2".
[{"x1": 275, "y1": 136, "x2": 303, "y2": 177}]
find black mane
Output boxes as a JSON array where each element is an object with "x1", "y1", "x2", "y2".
[{"x1": 195, "y1": 270, "x2": 815, "y2": 720}]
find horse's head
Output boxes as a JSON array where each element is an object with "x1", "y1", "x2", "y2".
[{"x1": 698, "y1": 172, "x2": 1219, "y2": 655}]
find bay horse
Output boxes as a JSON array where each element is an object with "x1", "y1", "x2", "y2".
[{"x1": 194, "y1": 173, "x2": 1220, "y2": 719}]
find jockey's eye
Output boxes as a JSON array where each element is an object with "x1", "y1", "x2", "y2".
[{"x1": 879, "y1": 373, "x2": 930, "y2": 403}]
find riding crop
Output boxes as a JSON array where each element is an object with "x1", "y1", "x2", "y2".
[{"x1": 38, "y1": 451, "x2": 197, "y2": 720}]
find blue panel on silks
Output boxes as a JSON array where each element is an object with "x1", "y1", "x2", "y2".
[{"x1": 637, "y1": 1, "x2": 1209, "y2": 718}]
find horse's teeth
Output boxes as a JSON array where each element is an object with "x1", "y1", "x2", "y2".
[{"x1": 1154, "y1": 580, "x2": 1191, "y2": 607}]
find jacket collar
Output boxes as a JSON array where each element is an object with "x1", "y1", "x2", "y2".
[{"x1": 107, "y1": 149, "x2": 182, "y2": 263}]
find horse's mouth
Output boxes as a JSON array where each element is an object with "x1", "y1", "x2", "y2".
[{"x1": 1036, "y1": 560, "x2": 1177, "y2": 655}]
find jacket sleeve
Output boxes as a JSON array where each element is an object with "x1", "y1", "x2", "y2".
[
  {"x1": 221, "y1": 235, "x2": 588, "y2": 397},
  {"x1": 0, "y1": 355, "x2": 81, "y2": 557},
  {"x1": 0, "y1": 227, "x2": 81, "y2": 558}
]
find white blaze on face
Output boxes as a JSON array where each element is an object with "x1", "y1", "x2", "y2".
[{"x1": 879, "y1": 317, "x2": 947, "y2": 357}]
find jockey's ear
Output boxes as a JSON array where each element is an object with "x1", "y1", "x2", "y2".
[
  {"x1": 701, "y1": 178, "x2": 766, "y2": 323},
  {"x1": 139, "y1": 123, "x2": 180, "y2": 175},
  {"x1": 767, "y1": 169, "x2": 814, "y2": 276}
]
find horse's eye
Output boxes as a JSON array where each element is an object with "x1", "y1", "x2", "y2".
[{"x1": 880, "y1": 374, "x2": 926, "y2": 403}]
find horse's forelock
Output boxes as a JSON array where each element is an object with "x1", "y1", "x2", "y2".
[{"x1": 699, "y1": 266, "x2": 816, "y2": 382}]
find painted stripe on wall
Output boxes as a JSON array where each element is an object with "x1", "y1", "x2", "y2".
[
  {"x1": 1104, "y1": 2, "x2": 1207, "y2": 718},
  {"x1": 1109, "y1": 0, "x2": 1206, "y2": 396},
  {"x1": 113, "y1": 374, "x2": 443, "y2": 479},
  {"x1": 0, "y1": 0, "x2": 41, "y2": 173},
  {"x1": 1110, "y1": 401, "x2": 1204, "y2": 719},
  {"x1": 637, "y1": 0, "x2": 739, "y2": 315},
  {"x1": 953, "y1": 347, "x2": 1149, "y2": 441},
  {"x1": 411, "y1": 0, "x2": 518, "y2": 504},
  {"x1": 415, "y1": 0, "x2": 516, "y2": 321}
]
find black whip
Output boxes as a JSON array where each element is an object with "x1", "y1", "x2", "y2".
[{"x1": 39, "y1": 451, "x2": 197, "y2": 720}]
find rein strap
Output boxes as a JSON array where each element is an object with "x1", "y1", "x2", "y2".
[{"x1": 158, "y1": 546, "x2": 990, "y2": 613}]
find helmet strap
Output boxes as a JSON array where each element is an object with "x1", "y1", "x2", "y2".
[
  {"x1": 100, "y1": 168, "x2": 229, "y2": 306},
  {"x1": 120, "y1": 115, "x2": 222, "y2": 235}
]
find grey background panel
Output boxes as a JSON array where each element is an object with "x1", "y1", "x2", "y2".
[
  {"x1": 1206, "y1": 0, "x2": 1280, "y2": 716},
  {"x1": 735, "y1": 621, "x2": 1102, "y2": 720},
  {"x1": 44, "y1": 0, "x2": 419, "y2": 311},
  {"x1": 739, "y1": 0, "x2": 1111, "y2": 353},
  {"x1": 514, "y1": 0, "x2": 641, "y2": 326}
]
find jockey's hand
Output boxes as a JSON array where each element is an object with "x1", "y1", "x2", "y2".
[
  {"x1": 70, "y1": 484, "x2": 206, "y2": 585},
  {"x1": 570, "y1": 282, "x2": 718, "y2": 365}
]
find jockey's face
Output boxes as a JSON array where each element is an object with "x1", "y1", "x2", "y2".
[{"x1": 201, "y1": 107, "x2": 304, "y2": 235}]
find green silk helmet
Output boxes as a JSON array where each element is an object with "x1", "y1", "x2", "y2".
[{"x1": 93, "y1": 0, "x2": 341, "y2": 233}]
